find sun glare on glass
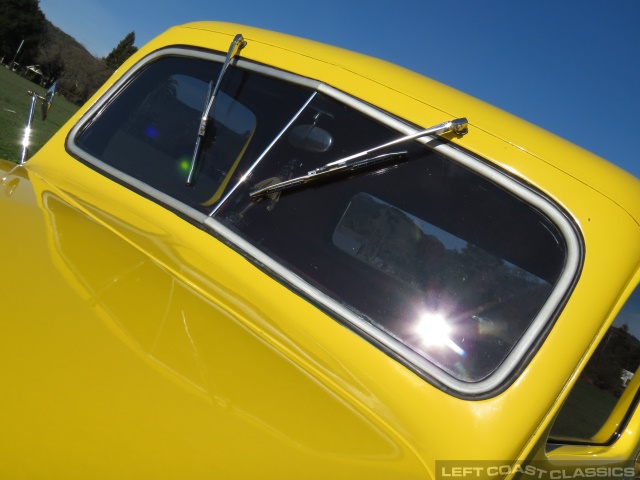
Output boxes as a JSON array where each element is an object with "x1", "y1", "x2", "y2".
[{"x1": 415, "y1": 313, "x2": 465, "y2": 356}]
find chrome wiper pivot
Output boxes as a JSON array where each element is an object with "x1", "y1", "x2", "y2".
[{"x1": 186, "y1": 34, "x2": 247, "y2": 186}]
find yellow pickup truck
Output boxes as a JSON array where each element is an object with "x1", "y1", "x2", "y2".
[{"x1": 1, "y1": 22, "x2": 639, "y2": 479}]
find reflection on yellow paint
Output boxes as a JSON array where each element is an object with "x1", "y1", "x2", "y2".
[{"x1": 31, "y1": 188, "x2": 415, "y2": 472}]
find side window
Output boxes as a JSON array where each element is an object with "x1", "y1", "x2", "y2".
[
  {"x1": 550, "y1": 283, "x2": 640, "y2": 444},
  {"x1": 74, "y1": 55, "x2": 312, "y2": 213},
  {"x1": 213, "y1": 92, "x2": 570, "y2": 385}
]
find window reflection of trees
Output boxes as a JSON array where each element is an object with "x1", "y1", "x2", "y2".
[
  {"x1": 334, "y1": 193, "x2": 553, "y2": 380},
  {"x1": 587, "y1": 324, "x2": 640, "y2": 396}
]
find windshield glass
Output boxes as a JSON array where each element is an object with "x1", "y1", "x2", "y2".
[
  {"x1": 74, "y1": 55, "x2": 312, "y2": 213},
  {"x1": 214, "y1": 92, "x2": 568, "y2": 383}
]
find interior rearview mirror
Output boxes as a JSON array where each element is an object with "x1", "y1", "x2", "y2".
[{"x1": 288, "y1": 124, "x2": 333, "y2": 153}]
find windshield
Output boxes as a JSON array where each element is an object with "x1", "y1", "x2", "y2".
[{"x1": 213, "y1": 92, "x2": 569, "y2": 384}]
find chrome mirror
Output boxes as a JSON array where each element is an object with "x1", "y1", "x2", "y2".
[
  {"x1": 20, "y1": 82, "x2": 57, "y2": 164},
  {"x1": 41, "y1": 83, "x2": 57, "y2": 121}
]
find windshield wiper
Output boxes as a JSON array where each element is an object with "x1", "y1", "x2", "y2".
[
  {"x1": 250, "y1": 151, "x2": 408, "y2": 198},
  {"x1": 186, "y1": 34, "x2": 246, "y2": 186},
  {"x1": 250, "y1": 117, "x2": 468, "y2": 198}
]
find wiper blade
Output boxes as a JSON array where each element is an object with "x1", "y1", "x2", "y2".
[
  {"x1": 186, "y1": 34, "x2": 246, "y2": 186},
  {"x1": 250, "y1": 117, "x2": 468, "y2": 198},
  {"x1": 250, "y1": 151, "x2": 408, "y2": 198}
]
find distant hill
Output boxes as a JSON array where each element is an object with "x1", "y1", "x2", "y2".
[
  {"x1": 1, "y1": 0, "x2": 136, "y2": 105},
  {"x1": 1, "y1": 0, "x2": 112, "y2": 104},
  {"x1": 43, "y1": 20, "x2": 88, "y2": 56},
  {"x1": 35, "y1": 20, "x2": 114, "y2": 104}
]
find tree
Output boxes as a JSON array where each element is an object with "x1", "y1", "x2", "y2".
[
  {"x1": 0, "y1": 0, "x2": 46, "y2": 65},
  {"x1": 36, "y1": 21, "x2": 74, "y2": 86},
  {"x1": 55, "y1": 43, "x2": 112, "y2": 104},
  {"x1": 35, "y1": 38, "x2": 64, "y2": 86},
  {"x1": 33, "y1": 20, "x2": 112, "y2": 101},
  {"x1": 104, "y1": 31, "x2": 137, "y2": 70}
]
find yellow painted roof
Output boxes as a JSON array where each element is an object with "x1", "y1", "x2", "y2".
[{"x1": 171, "y1": 21, "x2": 640, "y2": 225}]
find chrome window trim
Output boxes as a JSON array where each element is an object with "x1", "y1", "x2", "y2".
[
  {"x1": 66, "y1": 46, "x2": 582, "y2": 397},
  {"x1": 68, "y1": 148, "x2": 211, "y2": 222}
]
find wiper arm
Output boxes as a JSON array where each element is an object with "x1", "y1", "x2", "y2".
[
  {"x1": 250, "y1": 117, "x2": 468, "y2": 198},
  {"x1": 250, "y1": 151, "x2": 408, "y2": 198},
  {"x1": 186, "y1": 33, "x2": 246, "y2": 186}
]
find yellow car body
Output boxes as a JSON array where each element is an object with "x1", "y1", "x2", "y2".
[{"x1": 1, "y1": 22, "x2": 640, "y2": 479}]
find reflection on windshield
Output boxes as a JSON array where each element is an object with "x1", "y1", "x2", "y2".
[
  {"x1": 415, "y1": 313, "x2": 465, "y2": 356},
  {"x1": 334, "y1": 193, "x2": 552, "y2": 380},
  {"x1": 215, "y1": 89, "x2": 569, "y2": 387}
]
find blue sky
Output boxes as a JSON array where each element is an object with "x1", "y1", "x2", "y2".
[{"x1": 39, "y1": 0, "x2": 639, "y2": 179}]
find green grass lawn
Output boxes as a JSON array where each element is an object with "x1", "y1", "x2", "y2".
[{"x1": 0, "y1": 67, "x2": 79, "y2": 163}]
